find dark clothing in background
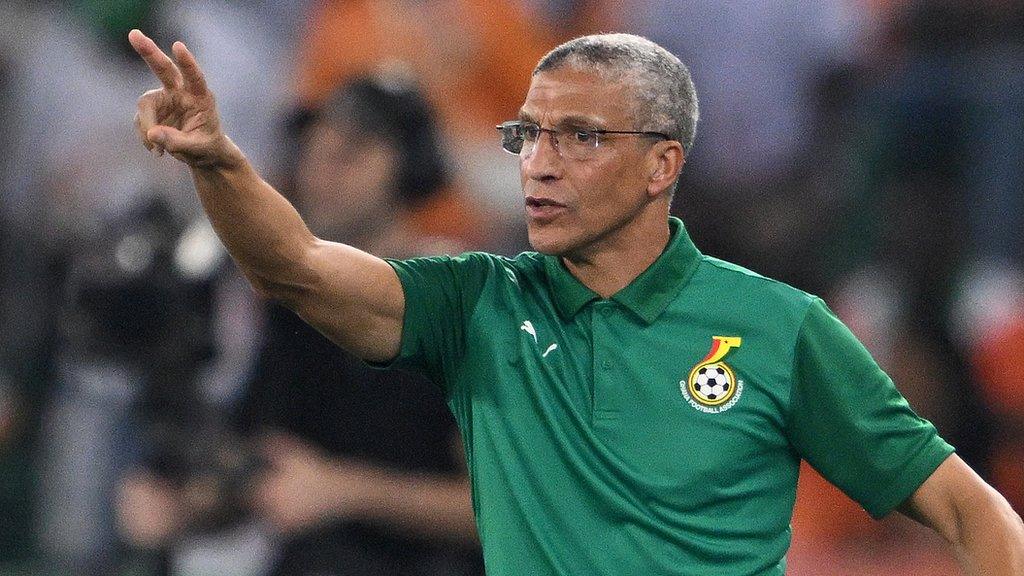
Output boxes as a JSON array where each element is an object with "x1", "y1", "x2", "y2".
[{"x1": 235, "y1": 304, "x2": 482, "y2": 576}]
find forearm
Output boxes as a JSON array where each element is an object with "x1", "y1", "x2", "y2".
[
  {"x1": 338, "y1": 463, "x2": 479, "y2": 543},
  {"x1": 130, "y1": 30, "x2": 404, "y2": 360},
  {"x1": 901, "y1": 455, "x2": 1024, "y2": 575},
  {"x1": 950, "y1": 486, "x2": 1024, "y2": 575},
  {"x1": 189, "y1": 139, "x2": 318, "y2": 301}
]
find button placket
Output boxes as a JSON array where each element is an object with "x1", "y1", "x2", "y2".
[{"x1": 592, "y1": 303, "x2": 620, "y2": 419}]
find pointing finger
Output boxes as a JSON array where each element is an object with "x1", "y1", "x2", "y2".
[
  {"x1": 128, "y1": 29, "x2": 182, "y2": 90},
  {"x1": 172, "y1": 41, "x2": 209, "y2": 96}
]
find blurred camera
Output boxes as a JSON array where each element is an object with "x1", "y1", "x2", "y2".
[
  {"x1": 60, "y1": 196, "x2": 263, "y2": 532},
  {"x1": 60, "y1": 196, "x2": 216, "y2": 365}
]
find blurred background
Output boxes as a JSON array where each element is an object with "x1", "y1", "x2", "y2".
[{"x1": 1, "y1": 0, "x2": 1022, "y2": 575}]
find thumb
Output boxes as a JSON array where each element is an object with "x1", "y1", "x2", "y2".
[
  {"x1": 147, "y1": 126, "x2": 189, "y2": 150},
  {"x1": 146, "y1": 126, "x2": 227, "y2": 166}
]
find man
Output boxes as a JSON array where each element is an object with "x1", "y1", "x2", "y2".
[{"x1": 128, "y1": 29, "x2": 1024, "y2": 575}]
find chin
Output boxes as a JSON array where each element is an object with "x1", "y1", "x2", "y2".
[{"x1": 527, "y1": 225, "x2": 577, "y2": 256}]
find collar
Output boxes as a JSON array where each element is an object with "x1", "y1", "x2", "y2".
[{"x1": 544, "y1": 216, "x2": 702, "y2": 325}]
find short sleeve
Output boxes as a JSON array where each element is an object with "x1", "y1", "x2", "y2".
[
  {"x1": 787, "y1": 298, "x2": 955, "y2": 519},
  {"x1": 377, "y1": 252, "x2": 493, "y2": 391}
]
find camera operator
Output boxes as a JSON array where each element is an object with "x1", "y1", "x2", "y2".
[
  {"x1": 118, "y1": 73, "x2": 482, "y2": 576},
  {"x1": 44, "y1": 193, "x2": 265, "y2": 575}
]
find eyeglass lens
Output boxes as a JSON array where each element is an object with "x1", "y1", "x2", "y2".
[{"x1": 498, "y1": 123, "x2": 598, "y2": 160}]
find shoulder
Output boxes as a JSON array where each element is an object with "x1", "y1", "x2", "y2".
[
  {"x1": 695, "y1": 255, "x2": 818, "y2": 319},
  {"x1": 388, "y1": 250, "x2": 545, "y2": 297},
  {"x1": 436, "y1": 250, "x2": 547, "y2": 284},
  {"x1": 442, "y1": 250, "x2": 544, "y2": 282}
]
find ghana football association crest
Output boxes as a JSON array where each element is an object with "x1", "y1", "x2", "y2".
[{"x1": 681, "y1": 336, "x2": 743, "y2": 414}]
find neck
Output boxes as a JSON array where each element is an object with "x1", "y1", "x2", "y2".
[{"x1": 561, "y1": 208, "x2": 671, "y2": 298}]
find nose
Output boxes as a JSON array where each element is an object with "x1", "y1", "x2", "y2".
[{"x1": 521, "y1": 131, "x2": 563, "y2": 181}]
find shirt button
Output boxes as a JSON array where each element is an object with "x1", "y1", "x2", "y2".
[
  {"x1": 601, "y1": 360, "x2": 612, "y2": 370},
  {"x1": 600, "y1": 307, "x2": 613, "y2": 317}
]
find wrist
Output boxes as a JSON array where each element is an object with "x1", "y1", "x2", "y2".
[{"x1": 191, "y1": 134, "x2": 246, "y2": 172}]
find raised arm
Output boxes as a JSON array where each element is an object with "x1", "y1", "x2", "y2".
[
  {"x1": 898, "y1": 454, "x2": 1024, "y2": 575},
  {"x1": 128, "y1": 30, "x2": 404, "y2": 362}
]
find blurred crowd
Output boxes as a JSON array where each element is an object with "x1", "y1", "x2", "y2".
[{"x1": 0, "y1": 1, "x2": 1022, "y2": 575}]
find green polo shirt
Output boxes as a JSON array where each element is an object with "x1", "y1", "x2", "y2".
[{"x1": 384, "y1": 217, "x2": 953, "y2": 576}]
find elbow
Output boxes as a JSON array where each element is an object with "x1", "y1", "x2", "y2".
[
  {"x1": 245, "y1": 241, "x2": 323, "y2": 309},
  {"x1": 247, "y1": 274, "x2": 289, "y2": 304},
  {"x1": 252, "y1": 275, "x2": 318, "y2": 312}
]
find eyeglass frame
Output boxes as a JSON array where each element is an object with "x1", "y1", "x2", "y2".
[{"x1": 496, "y1": 120, "x2": 672, "y2": 160}]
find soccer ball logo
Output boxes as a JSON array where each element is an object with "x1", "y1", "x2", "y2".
[
  {"x1": 687, "y1": 363, "x2": 737, "y2": 406},
  {"x1": 683, "y1": 336, "x2": 743, "y2": 411}
]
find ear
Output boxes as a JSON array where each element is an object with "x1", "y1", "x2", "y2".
[{"x1": 645, "y1": 141, "x2": 685, "y2": 197}]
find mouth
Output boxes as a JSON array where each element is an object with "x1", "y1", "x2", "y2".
[
  {"x1": 525, "y1": 196, "x2": 565, "y2": 208},
  {"x1": 524, "y1": 196, "x2": 568, "y2": 222}
]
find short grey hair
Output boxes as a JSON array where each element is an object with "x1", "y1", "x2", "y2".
[{"x1": 534, "y1": 33, "x2": 699, "y2": 153}]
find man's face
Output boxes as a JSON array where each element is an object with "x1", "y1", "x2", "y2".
[{"x1": 518, "y1": 66, "x2": 657, "y2": 257}]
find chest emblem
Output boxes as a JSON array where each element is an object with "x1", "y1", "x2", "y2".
[
  {"x1": 520, "y1": 320, "x2": 559, "y2": 358},
  {"x1": 682, "y1": 336, "x2": 743, "y2": 413}
]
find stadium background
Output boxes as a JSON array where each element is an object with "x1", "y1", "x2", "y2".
[{"x1": 0, "y1": 0, "x2": 1022, "y2": 574}]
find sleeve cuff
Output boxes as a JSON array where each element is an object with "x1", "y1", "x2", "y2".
[{"x1": 863, "y1": 440, "x2": 956, "y2": 519}]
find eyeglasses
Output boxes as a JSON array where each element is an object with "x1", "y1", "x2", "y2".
[{"x1": 496, "y1": 120, "x2": 671, "y2": 161}]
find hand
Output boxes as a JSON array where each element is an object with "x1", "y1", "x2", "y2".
[
  {"x1": 115, "y1": 470, "x2": 185, "y2": 549},
  {"x1": 251, "y1": 433, "x2": 379, "y2": 534},
  {"x1": 128, "y1": 29, "x2": 231, "y2": 167}
]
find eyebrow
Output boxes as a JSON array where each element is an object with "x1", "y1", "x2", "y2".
[{"x1": 516, "y1": 111, "x2": 607, "y2": 130}]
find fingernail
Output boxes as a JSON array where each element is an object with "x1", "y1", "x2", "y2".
[{"x1": 151, "y1": 130, "x2": 166, "y2": 144}]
